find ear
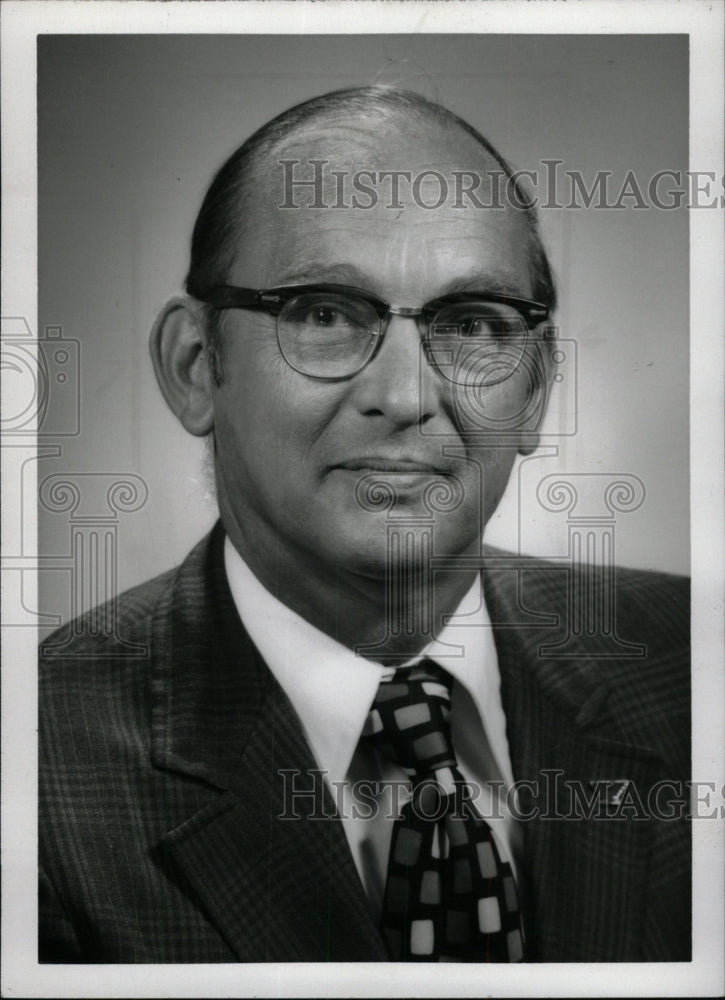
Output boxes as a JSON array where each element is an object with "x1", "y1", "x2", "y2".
[
  {"x1": 517, "y1": 333, "x2": 555, "y2": 457},
  {"x1": 149, "y1": 297, "x2": 215, "y2": 437}
]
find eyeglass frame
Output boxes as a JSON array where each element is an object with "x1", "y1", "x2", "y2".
[{"x1": 189, "y1": 281, "x2": 551, "y2": 382}]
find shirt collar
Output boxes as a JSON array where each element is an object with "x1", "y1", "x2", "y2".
[{"x1": 223, "y1": 536, "x2": 511, "y2": 786}]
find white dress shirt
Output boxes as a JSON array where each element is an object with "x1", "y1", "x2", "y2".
[{"x1": 224, "y1": 536, "x2": 522, "y2": 918}]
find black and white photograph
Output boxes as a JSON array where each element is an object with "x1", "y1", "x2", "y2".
[{"x1": 2, "y1": 1, "x2": 723, "y2": 996}]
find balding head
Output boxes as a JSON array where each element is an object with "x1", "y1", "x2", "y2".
[{"x1": 185, "y1": 86, "x2": 556, "y2": 382}]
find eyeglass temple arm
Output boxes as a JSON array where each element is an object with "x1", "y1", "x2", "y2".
[{"x1": 188, "y1": 285, "x2": 279, "y2": 312}]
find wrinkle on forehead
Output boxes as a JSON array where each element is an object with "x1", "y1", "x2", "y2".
[
  {"x1": 274, "y1": 261, "x2": 532, "y2": 302},
  {"x1": 233, "y1": 118, "x2": 534, "y2": 297},
  {"x1": 238, "y1": 208, "x2": 533, "y2": 301}
]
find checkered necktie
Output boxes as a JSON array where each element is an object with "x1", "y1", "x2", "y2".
[{"x1": 363, "y1": 659, "x2": 525, "y2": 962}]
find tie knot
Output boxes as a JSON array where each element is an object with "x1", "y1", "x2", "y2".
[{"x1": 363, "y1": 659, "x2": 457, "y2": 779}]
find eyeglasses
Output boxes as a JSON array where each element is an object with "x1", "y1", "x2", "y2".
[{"x1": 191, "y1": 282, "x2": 549, "y2": 383}]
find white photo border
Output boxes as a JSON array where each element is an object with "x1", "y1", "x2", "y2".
[{"x1": 2, "y1": 1, "x2": 723, "y2": 997}]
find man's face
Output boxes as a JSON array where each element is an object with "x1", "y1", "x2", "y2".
[{"x1": 210, "y1": 119, "x2": 545, "y2": 580}]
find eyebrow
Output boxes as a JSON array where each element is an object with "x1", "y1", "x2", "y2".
[
  {"x1": 275, "y1": 263, "x2": 372, "y2": 287},
  {"x1": 273, "y1": 264, "x2": 531, "y2": 301},
  {"x1": 441, "y1": 274, "x2": 529, "y2": 298}
]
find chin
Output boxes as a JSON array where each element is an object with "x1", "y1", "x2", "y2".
[{"x1": 322, "y1": 517, "x2": 477, "y2": 580}]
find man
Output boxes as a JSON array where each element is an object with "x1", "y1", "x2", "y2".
[{"x1": 39, "y1": 86, "x2": 690, "y2": 963}]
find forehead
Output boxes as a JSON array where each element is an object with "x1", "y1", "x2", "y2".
[{"x1": 230, "y1": 116, "x2": 534, "y2": 300}]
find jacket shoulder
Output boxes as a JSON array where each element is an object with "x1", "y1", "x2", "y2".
[
  {"x1": 485, "y1": 548, "x2": 690, "y2": 765},
  {"x1": 39, "y1": 565, "x2": 175, "y2": 662},
  {"x1": 484, "y1": 546, "x2": 689, "y2": 645},
  {"x1": 39, "y1": 528, "x2": 217, "y2": 706}
]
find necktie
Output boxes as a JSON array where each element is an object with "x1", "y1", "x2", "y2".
[{"x1": 362, "y1": 659, "x2": 525, "y2": 962}]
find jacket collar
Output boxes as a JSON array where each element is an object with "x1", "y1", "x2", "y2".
[
  {"x1": 482, "y1": 548, "x2": 660, "y2": 747},
  {"x1": 482, "y1": 550, "x2": 669, "y2": 961},
  {"x1": 150, "y1": 522, "x2": 273, "y2": 789},
  {"x1": 150, "y1": 523, "x2": 387, "y2": 961}
]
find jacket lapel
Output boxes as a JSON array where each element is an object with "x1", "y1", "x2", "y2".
[
  {"x1": 484, "y1": 556, "x2": 664, "y2": 961},
  {"x1": 150, "y1": 524, "x2": 387, "y2": 961}
]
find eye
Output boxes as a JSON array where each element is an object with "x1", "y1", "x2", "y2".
[
  {"x1": 461, "y1": 312, "x2": 508, "y2": 338},
  {"x1": 473, "y1": 314, "x2": 526, "y2": 339},
  {"x1": 431, "y1": 303, "x2": 527, "y2": 341},
  {"x1": 284, "y1": 294, "x2": 377, "y2": 334},
  {"x1": 310, "y1": 304, "x2": 343, "y2": 327}
]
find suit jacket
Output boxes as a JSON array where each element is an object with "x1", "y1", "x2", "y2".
[{"x1": 39, "y1": 522, "x2": 690, "y2": 962}]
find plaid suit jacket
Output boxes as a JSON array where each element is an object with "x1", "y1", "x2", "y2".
[{"x1": 39, "y1": 522, "x2": 690, "y2": 962}]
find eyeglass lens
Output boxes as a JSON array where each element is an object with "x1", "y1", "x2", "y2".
[{"x1": 277, "y1": 290, "x2": 528, "y2": 382}]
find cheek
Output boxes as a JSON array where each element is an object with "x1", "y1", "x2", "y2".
[
  {"x1": 450, "y1": 362, "x2": 541, "y2": 436},
  {"x1": 215, "y1": 351, "x2": 345, "y2": 473}
]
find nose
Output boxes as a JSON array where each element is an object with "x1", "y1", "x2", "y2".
[{"x1": 349, "y1": 313, "x2": 441, "y2": 427}]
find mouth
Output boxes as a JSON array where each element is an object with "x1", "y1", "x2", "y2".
[{"x1": 331, "y1": 458, "x2": 451, "y2": 475}]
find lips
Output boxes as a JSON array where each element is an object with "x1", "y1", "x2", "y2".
[{"x1": 331, "y1": 457, "x2": 451, "y2": 475}]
